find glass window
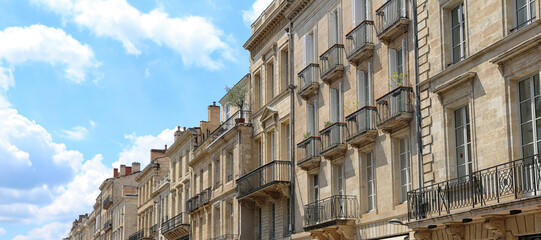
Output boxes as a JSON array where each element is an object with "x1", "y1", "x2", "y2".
[
  {"x1": 516, "y1": 0, "x2": 536, "y2": 29},
  {"x1": 398, "y1": 137, "x2": 410, "y2": 203},
  {"x1": 304, "y1": 32, "x2": 315, "y2": 66},
  {"x1": 336, "y1": 164, "x2": 344, "y2": 195},
  {"x1": 357, "y1": 69, "x2": 370, "y2": 107},
  {"x1": 353, "y1": 0, "x2": 368, "y2": 24},
  {"x1": 455, "y1": 105, "x2": 472, "y2": 178},
  {"x1": 313, "y1": 174, "x2": 319, "y2": 202},
  {"x1": 307, "y1": 103, "x2": 316, "y2": 136},
  {"x1": 366, "y1": 152, "x2": 375, "y2": 211},
  {"x1": 330, "y1": 88, "x2": 341, "y2": 122},
  {"x1": 451, "y1": 3, "x2": 466, "y2": 64},
  {"x1": 519, "y1": 74, "x2": 541, "y2": 157}
]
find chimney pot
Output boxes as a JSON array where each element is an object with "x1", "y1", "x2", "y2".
[
  {"x1": 126, "y1": 166, "x2": 132, "y2": 175},
  {"x1": 114, "y1": 168, "x2": 119, "y2": 178},
  {"x1": 164, "y1": 144, "x2": 167, "y2": 150},
  {"x1": 213, "y1": 101, "x2": 216, "y2": 106},
  {"x1": 120, "y1": 165, "x2": 126, "y2": 176},
  {"x1": 177, "y1": 126, "x2": 180, "y2": 131},
  {"x1": 183, "y1": 126, "x2": 186, "y2": 131}
]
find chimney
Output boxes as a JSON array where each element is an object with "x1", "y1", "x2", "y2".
[
  {"x1": 125, "y1": 166, "x2": 132, "y2": 175},
  {"x1": 164, "y1": 144, "x2": 167, "y2": 150},
  {"x1": 174, "y1": 126, "x2": 182, "y2": 141},
  {"x1": 132, "y1": 162, "x2": 140, "y2": 172},
  {"x1": 150, "y1": 149, "x2": 167, "y2": 162},
  {"x1": 114, "y1": 168, "x2": 119, "y2": 178},
  {"x1": 208, "y1": 102, "x2": 220, "y2": 125},
  {"x1": 120, "y1": 165, "x2": 126, "y2": 176}
]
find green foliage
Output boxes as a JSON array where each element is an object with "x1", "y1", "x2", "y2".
[
  {"x1": 224, "y1": 82, "x2": 247, "y2": 110},
  {"x1": 324, "y1": 121, "x2": 333, "y2": 128},
  {"x1": 303, "y1": 132, "x2": 312, "y2": 139},
  {"x1": 388, "y1": 72, "x2": 407, "y2": 88},
  {"x1": 344, "y1": 101, "x2": 359, "y2": 116}
]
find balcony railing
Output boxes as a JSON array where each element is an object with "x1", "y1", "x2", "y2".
[
  {"x1": 103, "y1": 220, "x2": 112, "y2": 230},
  {"x1": 319, "y1": 44, "x2": 345, "y2": 84},
  {"x1": 319, "y1": 122, "x2": 347, "y2": 158},
  {"x1": 297, "y1": 64, "x2": 320, "y2": 100},
  {"x1": 345, "y1": 106, "x2": 377, "y2": 147},
  {"x1": 408, "y1": 154, "x2": 541, "y2": 221},
  {"x1": 208, "y1": 234, "x2": 238, "y2": 240},
  {"x1": 186, "y1": 187, "x2": 212, "y2": 213},
  {"x1": 237, "y1": 160, "x2": 292, "y2": 199},
  {"x1": 297, "y1": 136, "x2": 321, "y2": 171},
  {"x1": 376, "y1": 0, "x2": 409, "y2": 43},
  {"x1": 102, "y1": 195, "x2": 112, "y2": 209},
  {"x1": 150, "y1": 224, "x2": 158, "y2": 236},
  {"x1": 128, "y1": 228, "x2": 147, "y2": 240},
  {"x1": 345, "y1": 21, "x2": 375, "y2": 64},
  {"x1": 162, "y1": 212, "x2": 189, "y2": 235},
  {"x1": 304, "y1": 195, "x2": 358, "y2": 231},
  {"x1": 376, "y1": 86, "x2": 413, "y2": 131},
  {"x1": 194, "y1": 110, "x2": 252, "y2": 150}
]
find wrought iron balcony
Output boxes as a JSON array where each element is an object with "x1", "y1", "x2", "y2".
[
  {"x1": 208, "y1": 234, "x2": 238, "y2": 240},
  {"x1": 345, "y1": 106, "x2": 377, "y2": 148},
  {"x1": 297, "y1": 64, "x2": 320, "y2": 100},
  {"x1": 128, "y1": 228, "x2": 148, "y2": 240},
  {"x1": 195, "y1": 110, "x2": 252, "y2": 151},
  {"x1": 162, "y1": 213, "x2": 190, "y2": 239},
  {"x1": 376, "y1": 86, "x2": 413, "y2": 133},
  {"x1": 320, "y1": 44, "x2": 345, "y2": 85},
  {"x1": 297, "y1": 136, "x2": 321, "y2": 172},
  {"x1": 345, "y1": 21, "x2": 375, "y2": 65},
  {"x1": 150, "y1": 224, "x2": 158, "y2": 236},
  {"x1": 304, "y1": 195, "x2": 358, "y2": 231},
  {"x1": 319, "y1": 122, "x2": 347, "y2": 160},
  {"x1": 375, "y1": 0, "x2": 410, "y2": 44},
  {"x1": 237, "y1": 160, "x2": 292, "y2": 200},
  {"x1": 103, "y1": 220, "x2": 112, "y2": 231},
  {"x1": 102, "y1": 195, "x2": 112, "y2": 209},
  {"x1": 186, "y1": 187, "x2": 212, "y2": 213},
  {"x1": 408, "y1": 154, "x2": 541, "y2": 221}
]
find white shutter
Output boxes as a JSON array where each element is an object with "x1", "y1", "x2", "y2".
[
  {"x1": 353, "y1": 0, "x2": 365, "y2": 25},
  {"x1": 389, "y1": 49, "x2": 397, "y2": 89}
]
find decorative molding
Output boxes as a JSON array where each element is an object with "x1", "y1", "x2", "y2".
[
  {"x1": 446, "y1": 225, "x2": 465, "y2": 240},
  {"x1": 414, "y1": 230, "x2": 431, "y2": 240},
  {"x1": 484, "y1": 217, "x2": 505, "y2": 239}
]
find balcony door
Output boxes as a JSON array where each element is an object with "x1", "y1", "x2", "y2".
[
  {"x1": 518, "y1": 74, "x2": 541, "y2": 195},
  {"x1": 330, "y1": 88, "x2": 341, "y2": 146},
  {"x1": 336, "y1": 164, "x2": 346, "y2": 218}
]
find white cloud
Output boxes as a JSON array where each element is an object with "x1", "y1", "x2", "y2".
[
  {"x1": 34, "y1": 0, "x2": 232, "y2": 70},
  {"x1": 59, "y1": 126, "x2": 88, "y2": 141},
  {"x1": 12, "y1": 221, "x2": 71, "y2": 240},
  {"x1": 89, "y1": 120, "x2": 96, "y2": 127},
  {"x1": 113, "y1": 128, "x2": 175, "y2": 169},
  {"x1": 0, "y1": 25, "x2": 98, "y2": 84},
  {"x1": 242, "y1": 0, "x2": 273, "y2": 26},
  {"x1": 0, "y1": 227, "x2": 5, "y2": 235}
]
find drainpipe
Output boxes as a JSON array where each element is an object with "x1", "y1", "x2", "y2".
[
  {"x1": 411, "y1": 0, "x2": 424, "y2": 220},
  {"x1": 286, "y1": 20, "x2": 296, "y2": 236},
  {"x1": 237, "y1": 129, "x2": 242, "y2": 239}
]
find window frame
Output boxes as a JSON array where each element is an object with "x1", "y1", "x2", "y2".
[
  {"x1": 450, "y1": 2, "x2": 466, "y2": 64},
  {"x1": 454, "y1": 105, "x2": 473, "y2": 178},
  {"x1": 515, "y1": 0, "x2": 536, "y2": 29},
  {"x1": 366, "y1": 152, "x2": 376, "y2": 212}
]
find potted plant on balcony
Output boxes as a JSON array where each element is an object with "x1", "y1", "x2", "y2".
[
  {"x1": 324, "y1": 121, "x2": 333, "y2": 128},
  {"x1": 303, "y1": 132, "x2": 312, "y2": 139},
  {"x1": 388, "y1": 72, "x2": 407, "y2": 95},
  {"x1": 224, "y1": 82, "x2": 247, "y2": 124}
]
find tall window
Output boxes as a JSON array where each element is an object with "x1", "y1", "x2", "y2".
[
  {"x1": 256, "y1": 74, "x2": 262, "y2": 109},
  {"x1": 329, "y1": 8, "x2": 341, "y2": 45},
  {"x1": 516, "y1": 0, "x2": 536, "y2": 29},
  {"x1": 200, "y1": 169, "x2": 204, "y2": 191},
  {"x1": 357, "y1": 69, "x2": 370, "y2": 107},
  {"x1": 267, "y1": 131, "x2": 275, "y2": 162},
  {"x1": 225, "y1": 104, "x2": 231, "y2": 120},
  {"x1": 336, "y1": 164, "x2": 344, "y2": 195},
  {"x1": 257, "y1": 208, "x2": 262, "y2": 240},
  {"x1": 228, "y1": 202, "x2": 234, "y2": 234},
  {"x1": 307, "y1": 102, "x2": 317, "y2": 136},
  {"x1": 303, "y1": 32, "x2": 315, "y2": 66},
  {"x1": 353, "y1": 0, "x2": 368, "y2": 24},
  {"x1": 519, "y1": 74, "x2": 541, "y2": 157},
  {"x1": 398, "y1": 137, "x2": 410, "y2": 203},
  {"x1": 227, "y1": 152, "x2": 234, "y2": 182},
  {"x1": 271, "y1": 203, "x2": 276, "y2": 239},
  {"x1": 214, "y1": 158, "x2": 221, "y2": 186},
  {"x1": 285, "y1": 198, "x2": 291, "y2": 236},
  {"x1": 214, "y1": 207, "x2": 221, "y2": 237},
  {"x1": 389, "y1": 40, "x2": 405, "y2": 89},
  {"x1": 281, "y1": 48, "x2": 289, "y2": 90},
  {"x1": 285, "y1": 123, "x2": 291, "y2": 161},
  {"x1": 257, "y1": 140, "x2": 262, "y2": 167},
  {"x1": 267, "y1": 62, "x2": 275, "y2": 101},
  {"x1": 451, "y1": 3, "x2": 465, "y2": 64},
  {"x1": 366, "y1": 152, "x2": 375, "y2": 211},
  {"x1": 330, "y1": 88, "x2": 341, "y2": 122},
  {"x1": 313, "y1": 174, "x2": 319, "y2": 202},
  {"x1": 455, "y1": 106, "x2": 472, "y2": 177}
]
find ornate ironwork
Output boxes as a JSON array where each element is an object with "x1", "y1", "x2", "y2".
[
  {"x1": 237, "y1": 160, "x2": 292, "y2": 199},
  {"x1": 303, "y1": 195, "x2": 358, "y2": 230}
]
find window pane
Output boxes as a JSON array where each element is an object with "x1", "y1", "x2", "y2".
[
  {"x1": 367, "y1": 166, "x2": 373, "y2": 180},
  {"x1": 521, "y1": 101, "x2": 533, "y2": 123},
  {"x1": 467, "y1": 144, "x2": 473, "y2": 173},
  {"x1": 400, "y1": 170, "x2": 407, "y2": 186},
  {"x1": 522, "y1": 122, "x2": 534, "y2": 145},
  {"x1": 518, "y1": 8, "x2": 527, "y2": 25},
  {"x1": 523, "y1": 143, "x2": 534, "y2": 157},
  {"x1": 456, "y1": 126, "x2": 465, "y2": 146},
  {"x1": 534, "y1": 74, "x2": 540, "y2": 96},
  {"x1": 456, "y1": 146, "x2": 465, "y2": 166},
  {"x1": 520, "y1": 80, "x2": 532, "y2": 101},
  {"x1": 453, "y1": 46, "x2": 462, "y2": 63},
  {"x1": 451, "y1": 7, "x2": 459, "y2": 26},
  {"x1": 455, "y1": 108, "x2": 464, "y2": 126},
  {"x1": 452, "y1": 26, "x2": 461, "y2": 47},
  {"x1": 457, "y1": 165, "x2": 466, "y2": 178}
]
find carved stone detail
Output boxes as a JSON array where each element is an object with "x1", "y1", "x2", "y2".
[
  {"x1": 445, "y1": 225, "x2": 465, "y2": 240},
  {"x1": 414, "y1": 230, "x2": 431, "y2": 240},
  {"x1": 484, "y1": 217, "x2": 505, "y2": 240}
]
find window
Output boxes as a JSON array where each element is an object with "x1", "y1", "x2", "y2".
[
  {"x1": 256, "y1": 74, "x2": 262, "y2": 109},
  {"x1": 257, "y1": 140, "x2": 262, "y2": 167},
  {"x1": 267, "y1": 61, "x2": 275, "y2": 101},
  {"x1": 257, "y1": 207, "x2": 262, "y2": 240},
  {"x1": 225, "y1": 104, "x2": 231, "y2": 120},
  {"x1": 281, "y1": 48, "x2": 289, "y2": 91},
  {"x1": 179, "y1": 155, "x2": 183, "y2": 178},
  {"x1": 519, "y1": 74, "x2": 541, "y2": 157},
  {"x1": 357, "y1": 68, "x2": 371, "y2": 107},
  {"x1": 329, "y1": 8, "x2": 341, "y2": 45},
  {"x1": 303, "y1": 31, "x2": 316, "y2": 66},
  {"x1": 451, "y1": 3, "x2": 465, "y2": 64},
  {"x1": 285, "y1": 198, "x2": 291, "y2": 236},
  {"x1": 285, "y1": 123, "x2": 291, "y2": 161},
  {"x1": 398, "y1": 137, "x2": 410, "y2": 203},
  {"x1": 271, "y1": 203, "x2": 276, "y2": 239},
  {"x1": 313, "y1": 174, "x2": 320, "y2": 202},
  {"x1": 228, "y1": 202, "x2": 234, "y2": 234},
  {"x1": 214, "y1": 158, "x2": 221, "y2": 186},
  {"x1": 353, "y1": 0, "x2": 368, "y2": 24},
  {"x1": 330, "y1": 88, "x2": 341, "y2": 122},
  {"x1": 267, "y1": 131, "x2": 275, "y2": 162},
  {"x1": 455, "y1": 105, "x2": 472, "y2": 178},
  {"x1": 516, "y1": 0, "x2": 536, "y2": 29},
  {"x1": 366, "y1": 152, "x2": 375, "y2": 211},
  {"x1": 227, "y1": 152, "x2": 234, "y2": 182},
  {"x1": 389, "y1": 39, "x2": 406, "y2": 89},
  {"x1": 200, "y1": 170, "x2": 204, "y2": 191},
  {"x1": 336, "y1": 164, "x2": 345, "y2": 195},
  {"x1": 214, "y1": 207, "x2": 221, "y2": 237},
  {"x1": 307, "y1": 101, "x2": 317, "y2": 136}
]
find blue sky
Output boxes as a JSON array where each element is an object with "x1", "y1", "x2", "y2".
[{"x1": 0, "y1": 0, "x2": 272, "y2": 238}]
